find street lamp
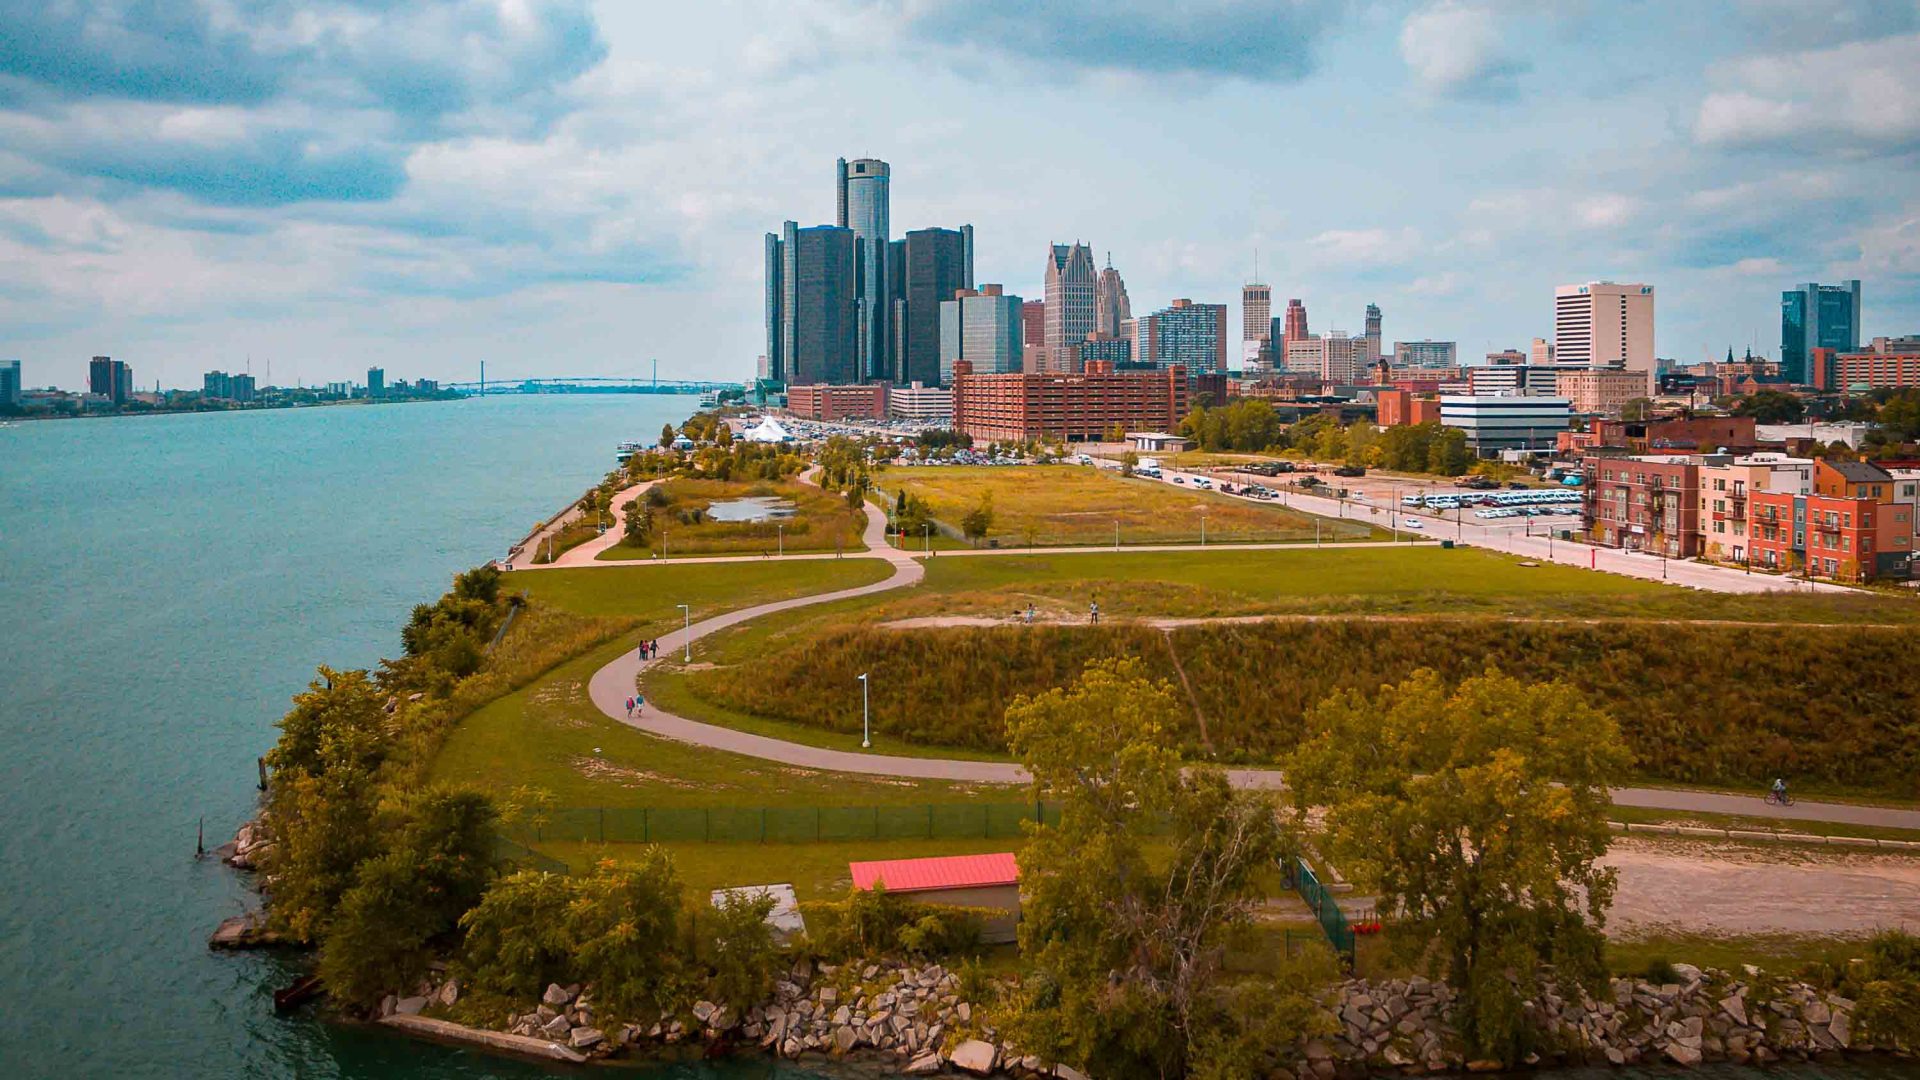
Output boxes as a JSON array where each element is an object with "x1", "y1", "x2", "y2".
[
  {"x1": 858, "y1": 672, "x2": 871, "y2": 748},
  {"x1": 776, "y1": 522, "x2": 784, "y2": 556},
  {"x1": 1114, "y1": 520, "x2": 1120, "y2": 551},
  {"x1": 676, "y1": 603, "x2": 691, "y2": 661},
  {"x1": 1201, "y1": 515, "x2": 1208, "y2": 546},
  {"x1": 923, "y1": 522, "x2": 931, "y2": 552}
]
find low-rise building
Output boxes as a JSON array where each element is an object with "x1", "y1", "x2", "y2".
[
  {"x1": 786, "y1": 382, "x2": 888, "y2": 422},
  {"x1": 1823, "y1": 336, "x2": 1920, "y2": 391},
  {"x1": 850, "y1": 852, "x2": 1020, "y2": 944},
  {"x1": 1696, "y1": 452, "x2": 1813, "y2": 565},
  {"x1": 1588, "y1": 416, "x2": 1758, "y2": 453},
  {"x1": 1582, "y1": 454, "x2": 1702, "y2": 557},
  {"x1": 1557, "y1": 368, "x2": 1649, "y2": 416},
  {"x1": 1439, "y1": 395, "x2": 1571, "y2": 453},
  {"x1": 1749, "y1": 486, "x2": 1913, "y2": 582},
  {"x1": 949, "y1": 360, "x2": 1189, "y2": 443},
  {"x1": 887, "y1": 381, "x2": 951, "y2": 424},
  {"x1": 1377, "y1": 388, "x2": 1441, "y2": 427}
]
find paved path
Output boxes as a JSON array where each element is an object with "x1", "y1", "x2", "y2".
[{"x1": 508, "y1": 479, "x2": 654, "y2": 569}]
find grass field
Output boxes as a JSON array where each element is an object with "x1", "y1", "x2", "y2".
[
  {"x1": 512, "y1": 557, "x2": 889, "y2": 619},
  {"x1": 533, "y1": 836, "x2": 1022, "y2": 900},
  {"x1": 596, "y1": 477, "x2": 865, "y2": 560},
  {"x1": 880, "y1": 464, "x2": 1380, "y2": 547}
]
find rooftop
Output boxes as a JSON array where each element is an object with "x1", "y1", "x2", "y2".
[{"x1": 849, "y1": 852, "x2": 1018, "y2": 894}]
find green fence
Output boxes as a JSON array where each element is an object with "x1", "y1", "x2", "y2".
[
  {"x1": 495, "y1": 834, "x2": 571, "y2": 875},
  {"x1": 1287, "y1": 856, "x2": 1355, "y2": 962},
  {"x1": 509, "y1": 801, "x2": 1063, "y2": 846}
]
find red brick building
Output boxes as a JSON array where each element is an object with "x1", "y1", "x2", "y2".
[
  {"x1": 1586, "y1": 416, "x2": 1758, "y2": 454},
  {"x1": 1814, "y1": 337, "x2": 1920, "y2": 391},
  {"x1": 1581, "y1": 454, "x2": 1703, "y2": 557},
  {"x1": 1378, "y1": 389, "x2": 1441, "y2": 427},
  {"x1": 949, "y1": 360, "x2": 1189, "y2": 443},
  {"x1": 785, "y1": 382, "x2": 888, "y2": 422}
]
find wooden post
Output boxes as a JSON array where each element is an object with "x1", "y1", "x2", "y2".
[
  {"x1": 256, "y1": 757, "x2": 268, "y2": 791},
  {"x1": 196, "y1": 816, "x2": 205, "y2": 858}
]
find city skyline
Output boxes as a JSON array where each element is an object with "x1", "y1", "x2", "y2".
[{"x1": 2, "y1": 1, "x2": 1917, "y2": 390}]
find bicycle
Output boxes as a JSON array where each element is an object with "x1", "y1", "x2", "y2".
[{"x1": 1764, "y1": 790, "x2": 1795, "y2": 807}]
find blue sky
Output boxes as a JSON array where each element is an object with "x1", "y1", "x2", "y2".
[{"x1": 2, "y1": 0, "x2": 1918, "y2": 389}]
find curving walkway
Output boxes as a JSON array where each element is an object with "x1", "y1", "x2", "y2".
[
  {"x1": 575, "y1": 485, "x2": 1920, "y2": 829},
  {"x1": 509, "y1": 479, "x2": 654, "y2": 569}
]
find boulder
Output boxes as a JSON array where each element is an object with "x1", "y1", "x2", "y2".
[
  {"x1": 543, "y1": 983, "x2": 572, "y2": 1008},
  {"x1": 436, "y1": 980, "x2": 459, "y2": 1008},
  {"x1": 693, "y1": 1000, "x2": 717, "y2": 1024},
  {"x1": 1720, "y1": 996, "x2": 1747, "y2": 1027},
  {"x1": 949, "y1": 1038, "x2": 998, "y2": 1075},
  {"x1": 542, "y1": 1014, "x2": 572, "y2": 1039},
  {"x1": 569, "y1": 1027, "x2": 604, "y2": 1050},
  {"x1": 1803, "y1": 1000, "x2": 1831, "y2": 1026},
  {"x1": 833, "y1": 1025, "x2": 857, "y2": 1054},
  {"x1": 1666, "y1": 1042, "x2": 1703, "y2": 1067},
  {"x1": 904, "y1": 1050, "x2": 943, "y2": 1074},
  {"x1": 394, "y1": 997, "x2": 428, "y2": 1016},
  {"x1": 1830, "y1": 1012, "x2": 1852, "y2": 1048}
]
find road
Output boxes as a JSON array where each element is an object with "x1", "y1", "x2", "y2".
[{"x1": 574, "y1": 488, "x2": 1920, "y2": 830}]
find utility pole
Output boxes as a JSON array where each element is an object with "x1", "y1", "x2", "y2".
[
  {"x1": 677, "y1": 604, "x2": 691, "y2": 661},
  {"x1": 858, "y1": 673, "x2": 871, "y2": 749}
]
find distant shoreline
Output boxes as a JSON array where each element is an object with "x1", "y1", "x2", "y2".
[{"x1": 1, "y1": 393, "x2": 466, "y2": 425}]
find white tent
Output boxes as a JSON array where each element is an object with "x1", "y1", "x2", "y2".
[{"x1": 744, "y1": 417, "x2": 792, "y2": 443}]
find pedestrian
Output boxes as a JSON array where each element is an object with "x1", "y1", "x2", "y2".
[
  {"x1": 1024, "y1": 603, "x2": 1035, "y2": 625},
  {"x1": 638, "y1": 642, "x2": 645, "y2": 662},
  {"x1": 625, "y1": 696, "x2": 634, "y2": 717},
  {"x1": 649, "y1": 639, "x2": 658, "y2": 659},
  {"x1": 635, "y1": 692, "x2": 645, "y2": 714},
  {"x1": 1089, "y1": 598, "x2": 1100, "y2": 625}
]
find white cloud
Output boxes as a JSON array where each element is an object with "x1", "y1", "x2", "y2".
[
  {"x1": 1694, "y1": 34, "x2": 1920, "y2": 151},
  {"x1": 1853, "y1": 214, "x2": 1920, "y2": 275},
  {"x1": 1577, "y1": 194, "x2": 1640, "y2": 229},
  {"x1": 1408, "y1": 271, "x2": 1463, "y2": 296},
  {"x1": 1398, "y1": 1, "x2": 1526, "y2": 101},
  {"x1": 1306, "y1": 227, "x2": 1421, "y2": 265}
]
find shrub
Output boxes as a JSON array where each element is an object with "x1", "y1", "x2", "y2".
[
  {"x1": 457, "y1": 870, "x2": 577, "y2": 1000},
  {"x1": 704, "y1": 891, "x2": 781, "y2": 1011},
  {"x1": 799, "y1": 887, "x2": 989, "y2": 961}
]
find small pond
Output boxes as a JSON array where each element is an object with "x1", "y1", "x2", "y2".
[{"x1": 706, "y1": 495, "x2": 799, "y2": 522}]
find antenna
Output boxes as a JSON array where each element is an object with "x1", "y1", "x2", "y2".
[{"x1": 1253, "y1": 246, "x2": 1259, "y2": 285}]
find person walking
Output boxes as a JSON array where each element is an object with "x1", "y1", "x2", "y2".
[
  {"x1": 625, "y1": 696, "x2": 634, "y2": 718},
  {"x1": 1089, "y1": 598, "x2": 1100, "y2": 625},
  {"x1": 634, "y1": 692, "x2": 645, "y2": 714}
]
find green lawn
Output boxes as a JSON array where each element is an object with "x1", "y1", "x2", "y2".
[
  {"x1": 596, "y1": 478, "x2": 865, "y2": 560},
  {"x1": 511, "y1": 557, "x2": 890, "y2": 618},
  {"x1": 533, "y1": 835, "x2": 1022, "y2": 901},
  {"x1": 880, "y1": 464, "x2": 1380, "y2": 547},
  {"x1": 1609, "y1": 804, "x2": 1920, "y2": 842}
]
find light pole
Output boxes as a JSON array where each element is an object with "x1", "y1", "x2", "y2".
[
  {"x1": 1390, "y1": 486, "x2": 1399, "y2": 542},
  {"x1": 776, "y1": 522, "x2": 784, "y2": 556},
  {"x1": 858, "y1": 672, "x2": 871, "y2": 749},
  {"x1": 676, "y1": 603, "x2": 691, "y2": 661},
  {"x1": 1201, "y1": 515, "x2": 1208, "y2": 546},
  {"x1": 923, "y1": 522, "x2": 930, "y2": 552},
  {"x1": 1114, "y1": 520, "x2": 1120, "y2": 551}
]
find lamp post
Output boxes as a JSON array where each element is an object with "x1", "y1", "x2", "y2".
[
  {"x1": 1114, "y1": 520, "x2": 1120, "y2": 551},
  {"x1": 1201, "y1": 515, "x2": 1208, "y2": 546},
  {"x1": 858, "y1": 672, "x2": 870, "y2": 748},
  {"x1": 923, "y1": 522, "x2": 930, "y2": 552},
  {"x1": 776, "y1": 522, "x2": 784, "y2": 556},
  {"x1": 677, "y1": 603, "x2": 691, "y2": 661}
]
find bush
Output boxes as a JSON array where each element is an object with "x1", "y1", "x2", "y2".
[
  {"x1": 457, "y1": 870, "x2": 578, "y2": 1000},
  {"x1": 1641, "y1": 958, "x2": 1682, "y2": 985},
  {"x1": 799, "y1": 887, "x2": 989, "y2": 961},
  {"x1": 705, "y1": 890, "x2": 781, "y2": 1011}
]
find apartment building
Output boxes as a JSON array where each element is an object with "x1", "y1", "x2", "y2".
[
  {"x1": 1696, "y1": 453, "x2": 1813, "y2": 565},
  {"x1": 1581, "y1": 454, "x2": 1702, "y2": 557},
  {"x1": 785, "y1": 382, "x2": 888, "y2": 421},
  {"x1": 948, "y1": 360, "x2": 1188, "y2": 443}
]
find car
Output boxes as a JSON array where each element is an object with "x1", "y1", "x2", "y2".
[
  {"x1": 1333, "y1": 465, "x2": 1366, "y2": 477},
  {"x1": 1400, "y1": 518, "x2": 1424, "y2": 529},
  {"x1": 1173, "y1": 476, "x2": 1186, "y2": 484}
]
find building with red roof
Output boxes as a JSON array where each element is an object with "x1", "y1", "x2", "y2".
[{"x1": 848, "y1": 852, "x2": 1020, "y2": 943}]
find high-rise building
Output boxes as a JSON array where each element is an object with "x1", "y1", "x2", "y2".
[
  {"x1": 1094, "y1": 255, "x2": 1131, "y2": 339},
  {"x1": 766, "y1": 221, "x2": 860, "y2": 386},
  {"x1": 1021, "y1": 300, "x2": 1045, "y2": 350},
  {"x1": 1781, "y1": 280, "x2": 1862, "y2": 386},
  {"x1": 231, "y1": 373, "x2": 257, "y2": 403},
  {"x1": 1395, "y1": 340, "x2": 1458, "y2": 369},
  {"x1": 367, "y1": 367, "x2": 385, "y2": 398},
  {"x1": 1242, "y1": 282, "x2": 1272, "y2": 349},
  {"x1": 940, "y1": 284, "x2": 1023, "y2": 383},
  {"x1": 89, "y1": 355, "x2": 131, "y2": 405},
  {"x1": 1043, "y1": 243, "x2": 1097, "y2": 371},
  {"x1": 895, "y1": 226, "x2": 973, "y2": 386},
  {"x1": 1282, "y1": 299, "x2": 1308, "y2": 350},
  {"x1": 203, "y1": 371, "x2": 232, "y2": 399},
  {"x1": 1364, "y1": 303, "x2": 1383, "y2": 362},
  {"x1": 1530, "y1": 337, "x2": 1555, "y2": 365},
  {"x1": 0, "y1": 359, "x2": 19, "y2": 407},
  {"x1": 1137, "y1": 299, "x2": 1229, "y2": 373},
  {"x1": 1554, "y1": 281, "x2": 1656, "y2": 394},
  {"x1": 837, "y1": 158, "x2": 891, "y2": 379}
]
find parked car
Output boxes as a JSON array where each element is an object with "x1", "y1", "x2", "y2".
[
  {"x1": 1400, "y1": 518, "x2": 1424, "y2": 530},
  {"x1": 1333, "y1": 465, "x2": 1365, "y2": 477}
]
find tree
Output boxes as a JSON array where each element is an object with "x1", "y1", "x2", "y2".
[
  {"x1": 1621, "y1": 397, "x2": 1655, "y2": 421},
  {"x1": 1000, "y1": 658, "x2": 1325, "y2": 1079},
  {"x1": 661, "y1": 422, "x2": 677, "y2": 447},
  {"x1": 961, "y1": 491, "x2": 995, "y2": 542},
  {"x1": 1284, "y1": 669, "x2": 1629, "y2": 1063},
  {"x1": 1731, "y1": 389, "x2": 1805, "y2": 424},
  {"x1": 705, "y1": 890, "x2": 780, "y2": 1011},
  {"x1": 267, "y1": 667, "x2": 390, "y2": 779}
]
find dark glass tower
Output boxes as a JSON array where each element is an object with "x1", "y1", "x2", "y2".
[
  {"x1": 897, "y1": 226, "x2": 973, "y2": 386},
  {"x1": 1780, "y1": 280, "x2": 1861, "y2": 385},
  {"x1": 766, "y1": 221, "x2": 858, "y2": 386},
  {"x1": 837, "y1": 158, "x2": 891, "y2": 380}
]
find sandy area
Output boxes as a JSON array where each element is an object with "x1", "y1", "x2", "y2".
[{"x1": 1605, "y1": 837, "x2": 1920, "y2": 937}]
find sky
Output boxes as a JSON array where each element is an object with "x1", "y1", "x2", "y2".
[{"x1": 2, "y1": 0, "x2": 1918, "y2": 391}]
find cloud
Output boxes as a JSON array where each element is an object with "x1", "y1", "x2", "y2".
[
  {"x1": 1306, "y1": 227, "x2": 1421, "y2": 265},
  {"x1": 1727, "y1": 0, "x2": 1920, "y2": 49},
  {"x1": 1398, "y1": 1, "x2": 1528, "y2": 101},
  {"x1": 1694, "y1": 34, "x2": 1920, "y2": 153},
  {"x1": 896, "y1": 0, "x2": 1349, "y2": 82}
]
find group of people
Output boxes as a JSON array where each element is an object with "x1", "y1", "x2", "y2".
[
  {"x1": 637, "y1": 638, "x2": 660, "y2": 661},
  {"x1": 624, "y1": 694, "x2": 644, "y2": 717}
]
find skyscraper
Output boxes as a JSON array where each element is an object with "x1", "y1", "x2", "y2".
[
  {"x1": 1554, "y1": 282, "x2": 1655, "y2": 394},
  {"x1": 1781, "y1": 280, "x2": 1862, "y2": 386},
  {"x1": 1043, "y1": 242, "x2": 1097, "y2": 371},
  {"x1": 0, "y1": 359, "x2": 19, "y2": 408},
  {"x1": 837, "y1": 158, "x2": 891, "y2": 379},
  {"x1": 1282, "y1": 299, "x2": 1308, "y2": 349},
  {"x1": 89, "y1": 355, "x2": 131, "y2": 405},
  {"x1": 940, "y1": 284, "x2": 1023, "y2": 382},
  {"x1": 766, "y1": 221, "x2": 860, "y2": 385},
  {"x1": 1242, "y1": 282, "x2": 1272, "y2": 348},
  {"x1": 367, "y1": 367, "x2": 385, "y2": 398},
  {"x1": 1021, "y1": 300, "x2": 1045, "y2": 350},
  {"x1": 897, "y1": 226, "x2": 974, "y2": 386},
  {"x1": 1138, "y1": 299, "x2": 1228, "y2": 373},
  {"x1": 1364, "y1": 303, "x2": 1382, "y2": 362},
  {"x1": 1095, "y1": 255, "x2": 1131, "y2": 339}
]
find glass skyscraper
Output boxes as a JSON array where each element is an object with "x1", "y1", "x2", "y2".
[
  {"x1": 837, "y1": 158, "x2": 891, "y2": 380},
  {"x1": 765, "y1": 220, "x2": 859, "y2": 386},
  {"x1": 1781, "y1": 280, "x2": 1862, "y2": 386},
  {"x1": 940, "y1": 286, "x2": 1023, "y2": 383},
  {"x1": 898, "y1": 226, "x2": 973, "y2": 386}
]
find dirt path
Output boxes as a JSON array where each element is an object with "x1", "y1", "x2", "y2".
[{"x1": 1605, "y1": 837, "x2": 1920, "y2": 938}]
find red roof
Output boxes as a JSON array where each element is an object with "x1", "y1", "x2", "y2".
[{"x1": 849, "y1": 852, "x2": 1019, "y2": 894}]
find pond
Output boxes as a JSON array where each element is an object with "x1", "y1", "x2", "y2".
[{"x1": 706, "y1": 496, "x2": 799, "y2": 522}]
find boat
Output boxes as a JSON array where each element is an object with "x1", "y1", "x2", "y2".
[{"x1": 698, "y1": 390, "x2": 720, "y2": 407}]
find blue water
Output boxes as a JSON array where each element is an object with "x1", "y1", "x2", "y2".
[{"x1": 0, "y1": 396, "x2": 834, "y2": 1079}]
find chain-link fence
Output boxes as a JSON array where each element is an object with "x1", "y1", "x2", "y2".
[
  {"x1": 1287, "y1": 856, "x2": 1355, "y2": 962},
  {"x1": 507, "y1": 801, "x2": 1063, "y2": 846}
]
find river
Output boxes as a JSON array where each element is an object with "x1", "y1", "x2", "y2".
[{"x1": 0, "y1": 395, "x2": 832, "y2": 1078}]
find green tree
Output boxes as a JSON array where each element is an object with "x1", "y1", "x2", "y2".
[
  {"x1": 661, "y1": 422, "x2": 677, "y2": 447},
  {"x1": 961, "y1": 491, "x2": 995, "y2": 542},
  {"x1": 1284, "y1": 669, "x2": 1629, "y2": 1063},
  {"x1": 458, "y1": 869, "x2": 577, "y2": 999},
  {"x1": 1731, "y1": 389, "x2": 1806, "y2": 424},
  {"x1": 267, "y1": 667, "x2": 390, "y2": 779},
  {"x1": 1119, "y1": 450, "x2": 1139, "y2": 477},
  {"x1": 566, "y1": 851, "x2": 688, "y2": 1014},
  {"x1": 705, "y1": 890, "x2": 780, "y2": 1011},
  {"x1": 1000, "y1": 658, "x2": 1321, "y2": 1079},
  {"x1": 1621, "y1": 397, "x2": 1655, "y2": 421}
]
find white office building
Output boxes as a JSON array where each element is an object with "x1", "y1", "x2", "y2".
[
  {"x1": 1439, "y1": 395, "x2": 1572, "y2": 453},
  {"x1": 1554, "y1": 281, "x2": 1655, "y2": 394},
  {"x1": 888, "y1": 381, "x2": 952, "y2": 423}
]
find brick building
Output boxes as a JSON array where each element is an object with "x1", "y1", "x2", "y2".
[
  {"x1": 1696, "y1": 453, "x2": 1813, "y2": 565},
  {"x1": 1581, "y1": 454, "x2": 1703, "y2": 557},
  {"x1": 1586, "y1": 416, "x2": 1758, "y2": 454},
  {"x1": 948, "y1": 360, "x2": 1189, "y2": 443},
  {"x1": 785, "y1": 382, "x2": 888, "y2": 422},
  {"x1": 1377, "y1": 388, "x2": 1441, "y2": 427}
]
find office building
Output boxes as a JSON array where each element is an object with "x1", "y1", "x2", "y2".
[
  {"x1": 89, "y1": 356, "x2": 132, "y2": 405},
  {"x1": 1095, "y1": 256, "x2": 1131, "y2": 339},
  {"x1": 231, "y1": 373, "x2": 257, "y2": 403},
  {"x1": 836, "y1": 157, "x2": 891, "y2": 379},
  {"x1": 1487, "y1": 348, "x2": 1528, "y2": 366},
  {"x1": 888, "y1": 382, "x2": 951, "y2": 423},
  {"x1": 1530, "y1": 337, "x2": 1554, "y2": 365},
  {"x1": 786, "y1": 382, "x2": 888, "y2": 422},
  {"x1": 1043, "y1": 243, "x2": 1097, "y2": 371},
  {"x1": 1282, "y1": 335, "x2": 1324, "y2": 377},
  {"x1": 1282, "y1": 298, "x2": 1308, "y2": 348},
  {"x1": 1554, "y1": 281, "x2": 1656, "y2": 393},
  {"x1": 1283, "y1": 332, "x2": 1367, "y2": 383},
  {"x1": 203, "y1": 371, "x2": 232, "y2": 399},
  {"x1": 1824, "y1": 336, "x2": 1920, "y2": 390},
  {"x1": 1242, "y1": 282, "x2": 1272, "y2": 352},
  {"x1": 1439, "y1": 395, "x2": 1571, "y2": 452},
  {"x1": 766, "y1": 221, "x2": 860, "y2": 386},
  {"x1": 1021, "y1": 300, "x2": 1045, "y2": 352},
  {"x1": 0, "y1": 359, "x2": 18, "y2": 407},
  {"x1": 1557, "y1": 368, "x2": 1649, "y2": 416},
  {"x1": 1076, "y1": 334, "x2": 1132, "y2": 368},
  {"x1": 1780, "y1": 280, "x2": 1861, "y2": 386},
  {"x1": 1378, "y1": 388, "x2": 1441, "y2": 427},
  {"x1": 939, "y1": 285, "x2": 1023, "y2": 382},
  {"x1": 1136, "y1": 299, "x2": 1228, "y2": 373},
  {"x1": 895, "y1": 226, "x2": 973, "y2": 385},
  {"x1": 1466, "y1": 364, "x2": 1560, "y2": 396},
  {"x1": 1394, "y1": 340, "x2": 1457, "y2": 369},
  {"x1": 949, "y1": 359, "x2": 1189, "y2": 442},
  {"x1": 1364, "y1": 303, "x2": 1383, "y2": 362},
  {"x1": 367, "y1": 367, "x2": 385, "y2": 398}
]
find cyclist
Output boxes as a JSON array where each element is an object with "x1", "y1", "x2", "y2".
[{"x1": 1769, "y1": 777, "x2": 1789, "y2": 804}]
